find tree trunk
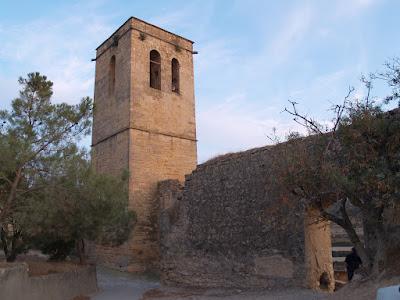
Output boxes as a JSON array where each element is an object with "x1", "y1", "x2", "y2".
[
  {"x1": 342, "y1": 224, "x2": 371, "y2": 272},
  {"x1": 371, "y1": 222, "x2": 387, "y2": 276},
  {"x1": 0, "y1": 227, "x2": 20, "y2": 262},
  {"x1": 320, "y1": 205, "x2": 372, "y2": 272},
  {"x1": 0, "y1": 227, "x2": 9, "y2": 260},
  {"x1": 76, "y1": 239, "x2": 86, "y2": 265},
  {"x1": 0, "y1": 168, "x2": 22, "y2": 224},
  {"x1": 362, "y1": 207, "x2": 387, "y2": 276},
  {"x1": 338, "y1": 199, "x2": 372, "y2": 274},
  {"x1": 7, "y1": 230, "x2": 21, "y2": 262}
]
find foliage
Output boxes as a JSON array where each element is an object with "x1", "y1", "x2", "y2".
[
  {"x1": 273, "y1": 59, "x2": 400, "y2": 276},
  {"x1": 0, "y1": 73, "x2": 135, "y2": 263},
  {"x1": 28, "y1": 150, "x2": 135, "y2": 263}
]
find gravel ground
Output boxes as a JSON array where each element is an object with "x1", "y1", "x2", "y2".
[
  {"x1": 91, "y1": 267, "x2": 160, "y2": 300},
  {"x1": 91, "y1": 267, "x2": 398, "y2": 300},
  {"x1": 2, "y1": 253, "x2": 396, "y2": 299},
  {"x1": 141, "y1": 287, "x2": 329, "y2": 300},
  {"x1": 91, "y1": 267, "x2": 328, "y2": 300}
]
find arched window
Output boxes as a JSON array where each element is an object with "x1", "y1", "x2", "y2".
[
  {"x1": 171, "y1": 58, "x2": 180, "y2": 93},
  {"x1": 109, "y1": 55, "x2": 116, "y2": 95},
  {"x1": 150, "y1": 50, "x2": 161, "y2": 90}
]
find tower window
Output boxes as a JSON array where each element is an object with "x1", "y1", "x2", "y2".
[
  {"x1": 109, "y1": 55, "x2": 116, "y2": 95},
  {"x1": 150, "y1": 50, "x2": 161, "y2": 90},
  {"x1": 171, "y1": 58, "x2": 180, "y2": 93}
]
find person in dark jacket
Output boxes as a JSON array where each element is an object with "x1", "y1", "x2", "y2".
[{"x1": 345, "y1": 247, "x2": 362, "y2": 281}]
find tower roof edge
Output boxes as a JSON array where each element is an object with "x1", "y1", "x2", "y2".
[{"x1": 95, "y1": 16, "x2": 194, "y2": 51}]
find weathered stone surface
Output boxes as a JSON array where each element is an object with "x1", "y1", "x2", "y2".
[
  {"x1": 91, "y1": 17, "x2": 197, "y2": 272},
  {"x1": 90, "y1": 18, "x2": 336, "y2": 290},
  {"x1": 158, "y1": 146, "x2": 309, "y2": 289},
  {"x1": 254, "y1": 255, "x2": 294, "y2": 278},
  {"x1": 304, "y1": 208, "x2": 335, "y2": 291}
]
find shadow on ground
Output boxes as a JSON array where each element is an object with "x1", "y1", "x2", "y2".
[
  {"x1": 92, "y1": 267, "x2": 398, "y2": 300},
  {"x1": 91, "y1": 266, "x2": 160, "y2": 300}
]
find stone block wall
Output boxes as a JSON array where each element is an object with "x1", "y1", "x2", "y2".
[
  {"x1": 91, "y1": 17, "x2": 197, "y2": 272},
  {"x1": 92, "y1": 19, "x2": 132, "y2": 146},
  {"x1": 158, "y1": 146, "x2": 310, "y2": 289}
]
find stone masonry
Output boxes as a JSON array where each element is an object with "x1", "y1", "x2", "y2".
[
  {"x1": 91, "y1": 17, "x2": 197, "y2": 272},
  {"x1": 158, "y1": 145, "x2": 334, "y2": 290},
  {"x1": 91, "y1": 17, "x2": 334, "y2": 290}
]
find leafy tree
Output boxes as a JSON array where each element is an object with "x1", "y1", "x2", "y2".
[
  {"x1": 0, "y1": 73, "x2": 135, "y2": 262},
  {"x1": 27, "y1": 149, "x2": 135, "y2": 264},
  {"x1": 0, "y1": 72, "x2": 92, "y2": 261},
  {"x1": 273, "y1": 59, "x2": 400, "y2": 276}
]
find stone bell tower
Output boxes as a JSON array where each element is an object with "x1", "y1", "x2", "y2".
[{"x1": 91, "y1": 17, "x2": 197, "y2": 272}]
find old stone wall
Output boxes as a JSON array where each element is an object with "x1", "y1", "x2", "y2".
[
  {"x1": 0, "y1": 263, "x2": 97, "y2": 300},
  {"x1": 91, "y1": 18, "x2": 133, "y2": 270},
  {"x1": 92, "y1": 19, "x2": 132, "y2": 146},
  {"x1": 159, "y1": 146, "x2": 311, "y2": 289},
  {"x1": 304, "y1": 208, "x2": 335, "y2": 291},
  {"x1": 91, "y1": 17, "x2": 197, "y2": 272},
  {"x1": 126, "y1": 18, "x2": 197, "y2": 271}
]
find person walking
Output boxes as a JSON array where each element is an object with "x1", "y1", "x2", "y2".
[{"x1": 345, "y1": 247, "x2": 362, "y2": 281}]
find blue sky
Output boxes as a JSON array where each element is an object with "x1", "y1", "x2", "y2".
[{"x1": 0, "y1": 0, "x2": 399, "y2": 162}]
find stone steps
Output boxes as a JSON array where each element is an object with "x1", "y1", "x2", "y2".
[
  {"x1": 331, "y1": 222, "x2": 363, "y2": 274},
  {"x1": 332, "y1": 246, "x2": 351, "y2": 272},
  {"x1": 329, "y1": 213, "x2": 363, "y2": 288},
  {"x1": 333, "y1": 250, "x2": 352, "y2": 257}
]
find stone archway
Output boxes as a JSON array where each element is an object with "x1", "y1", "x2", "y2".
[{"x1": 304, "y1": 208, "x2": 335, "y2": 292}]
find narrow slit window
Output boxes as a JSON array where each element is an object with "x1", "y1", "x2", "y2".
[
  {"x1": 150, "y1": 50, "x2": 161, "y2": 90},
  {"x1": 171, "y1": 58, "x2": 180, "y2": 93},
  {"x1": 109, "y1": 55, "x2": 116, "y2": 95}
]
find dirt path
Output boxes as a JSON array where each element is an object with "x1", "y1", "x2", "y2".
[
  {"x1": 91, "y1": 267, "x2": 328, "y2": 300},
  {"x1": 141, "y1": 287, "x2": 328, "y2": 300},
  {"x1": 91, "y1": 267, "x2": 160, "y2": 300},
  {"x1": 91, "y1": 267, "x2": 397, "y2": 300}
]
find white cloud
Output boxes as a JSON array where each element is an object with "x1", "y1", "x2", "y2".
[
  {"x1": 148, "y1": 1, "x2": 214, "y2": 41},
  {"x1": 267, "y1": 4, "x2": 314, "y2": 65},
  {"x1": 0, "y1": 75, "x2": 19, "y2": 109},
  {"x1": 149, "y1": 10, "x2": 193, "y2": 30},
  {"x1": 334, "y1": 0, "x2": 379, "y2": 17},
  {"x1": 197, "y1": 93, "x2": 304, "y2": 162},
  {"x1": 290, "y1": 69, "x2": 348, "y2": 99},
  {"x1": 0, "y1": 13, "x2": 114, "y2": 105},
  {"x1": 195, "y1": 39, "x2": 238, "y2": 76},
  {"x1": 0, "y1": 0, "x2": 387, "y2": 160}
]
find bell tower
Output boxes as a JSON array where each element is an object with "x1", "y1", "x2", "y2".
[{"x1": 91, "y1": 17, "x2": 197, "y2": 272}]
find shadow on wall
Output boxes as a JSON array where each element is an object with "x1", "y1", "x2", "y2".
[{"x1": 157, "y1": 144, "x2": 334, "y2": 291}]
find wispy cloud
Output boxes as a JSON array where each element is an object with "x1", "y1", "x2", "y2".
[
  {"x1": 267, "y1": 4, "x2": 315, "y2": 65},
  {"x1": 0, "y1": 74, "x2": 18, "y2": 108},
  {"x1": 149, "y1": 10, "x2": 193, "y2": 30},
  {"x1": 195, "y1": 39, "x2": 238, "y2": 76},
  {"x1": 148, "y1": 1, "x2": 215, "y2": 41},
  {"x1": 191, "y1": 0, "x2": 380, "y2": 160},
  {"x1": 335, "y1": 0, "x2": 379, "y2": 17},
  {"x1": 197, "y1": 92, "x2": 304, "y2": 162},
  {"x1": 0, "y1": 0, "x2": 394, "y2": 159},
  {"x1": 0, "y1": 11, "x2": 114, "y2": 105}
]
